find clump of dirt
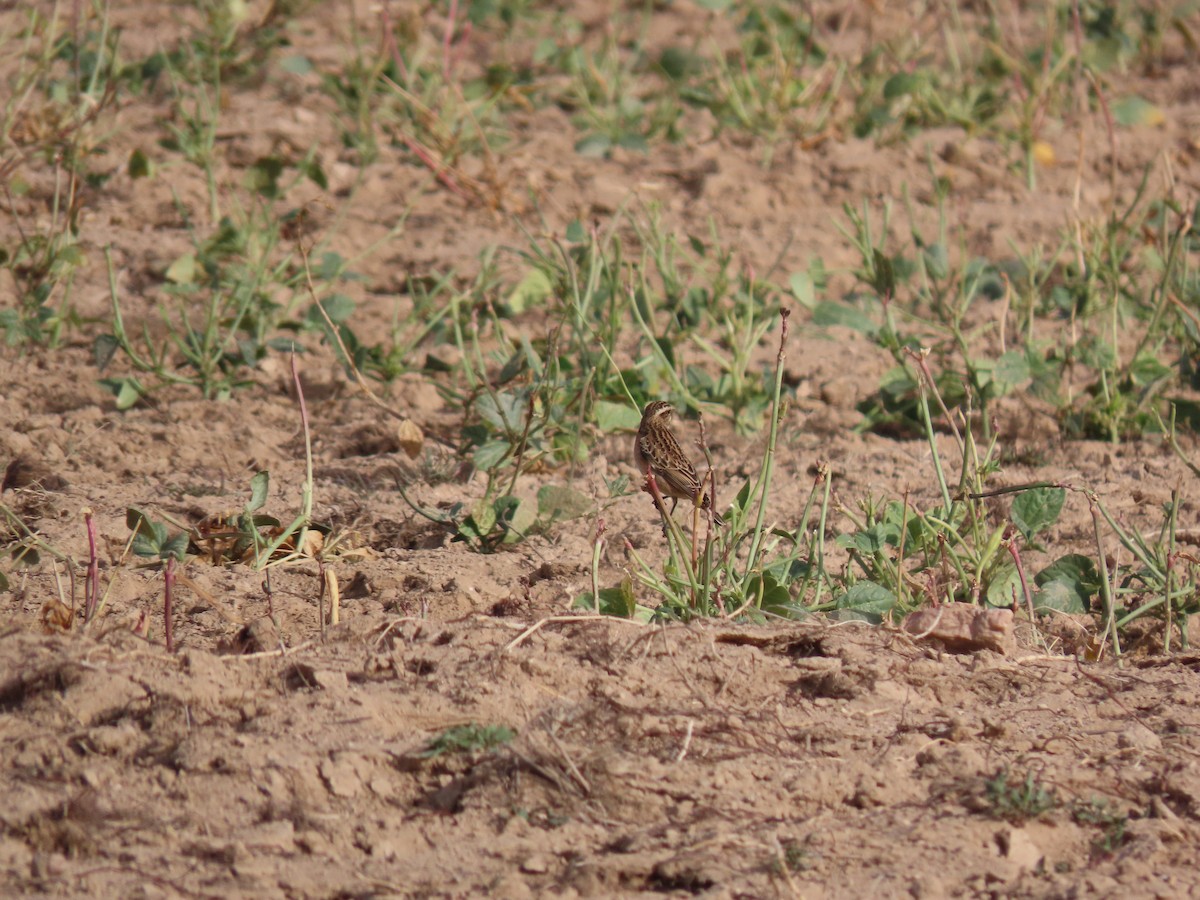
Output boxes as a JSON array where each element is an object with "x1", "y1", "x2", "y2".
[{"x1": 4, "y1": 0, "x2": 1200, "y2": 895}]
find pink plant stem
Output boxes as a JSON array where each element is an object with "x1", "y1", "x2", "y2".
[
  {"x1": 1006, "y1": 531, "x2": 1035, "y2": 621},
  {"x1": 396, "y1": 132, "x2": 471, "y2": 200},
  {"x1": 84, "y1": 509, "x2": 99, "y2": 622},
  {"x1": 164, "y1": 556, "x2": 175, "y2": 653}
]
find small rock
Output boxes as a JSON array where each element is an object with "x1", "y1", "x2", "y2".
[
  {"x1": 903, "y1": 604, "x2": 1014, "y2": 654},
  {"x1": 312, "y1": 670, "x2": 348, "y2": 692},
  {"x1": 996, "y1": 827, "x2": 1043, "y2": 872},
  {"x1": 520, "y1": 854, "x2": 551, "y2": 874}
]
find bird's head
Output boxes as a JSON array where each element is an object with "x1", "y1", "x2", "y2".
[{"x1": 642, "y1": 400, "x2": 675, "y2": 423}]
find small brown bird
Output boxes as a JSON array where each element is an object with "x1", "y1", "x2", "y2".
[{"x1": 634, "y1": 400, "x2": 725, "y2": 526}]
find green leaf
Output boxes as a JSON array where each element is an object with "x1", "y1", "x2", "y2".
[
  {"x1": 131, "y1": 519, "x2": 168, "y2": 558},
  {"x1": 993, "y1": 350, "x2": 1031, "y2": 388},
  {"x1": 128, "y1": 148, "x2": 152, "y2": 179},
  {"x1": 472, "y1": 439, "x2": 510, "y2": 474},
  {"x1": 93, "y1": 333, "x2": 119, "y2": 371},
  {"x1": 839, "y1": 522, "x2": 898, "y2": 554},
  {"x1": 469, "y1": 500, "x2": 496, "y2": 536},
  {"x1": 574, "y1": 134, "x2": 611, "y2": 157},
  {"x1": 246, "y1": 471, "x2": 269, "y2": 513},
  {"x1": 537, "y1": 485, "x2": 592, "y2": 524},
  {"x1": 565, "y1": 220, "x2": 586, "y2": 243},
  {"x1": 165, "y1": 253, "x2": 196, "y2": 285},
  {"x1": 163, "y1": 532, "x2": 190, "y2": 562},
  {"x1": 99, "y1": 377, "x2": 144, "y2": 410},
  {"x1": 1011, "y1": 487, "x2": 1065, "y2": 539},
  {"x1": 789, "y1": 271, "x2": 815, "y2": 308},
  {"x1": 507, "y1": 268, "x2": 553, "y2": 313},
  {"x1": 573, "y1": 578, "x2": 650, "y2": 620},
  {"x1": 246, "y1": 156, "x2": 285, "y2": 198},
  {"x1": 833, "y1": 581, "x2": 896, "y2": 622},
  {"x1": 871, "y1": 249, "x2": 896, "y2": 297},
  {"x1": 476, "y1": 390, "x2": 527, "y2": 432},
  {"x1": 594, "y1": 400, "x2": 641, "y2": 432},
  {"x1": 307, "y1": 293, "x2": 356, "y2": 326},
  {"x1": 421, "y1": 723, "x2": 515, "y2": 757},
  {"x1": 301, "y1": 157, "x2": 328, "y2": 190},
  {"x1": 1129, "y1": 351, "x2": 1171, "y2": 387},
  {"x1": 986, "y1": 563, "x2": 1023, "y2": 608},
  {"x1": 501, "y1": 496, "x2": 537, "y2": 544},
  {"x1": 883, "y1": 72, "x2": 921, "y2": 99},
  {"x1": 922, "y1": 242, "x2": 949, "y2": 280},
  {"x1": 1112, "y1": 95, "x2": 1164, "y2": 128},
  {"x1": 811, "y1": 300, "x2": 878, "y2": 337},
  {"x1": 1032, "y1": 554, "x2": 1098, "y2": 614},
  {"x1": 279, "y1": 54, "x2": 313, "y2": 75}
]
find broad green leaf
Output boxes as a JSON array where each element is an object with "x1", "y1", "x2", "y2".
[
  {"x1": 1032, "y1": 554, "x2": 1098, "y2": 614},
  {"x1": 573, "y1": 578, "x2": 651, "y2": 620},
  {"x1": 922, "y1": 242, "x2": 949, "y2": 280},
  {"x1": 811, "y1": 301, "x2": 878, "y2": 336},
  {"x1": 98, "y1": 377, "x2": 143, "y2": 410},
  {"x1": 1032, "y1": 579, "x2": 1087, "y2": 614},
  {"x1": 1011, "y1": 487, "x2": 1064, "y2": 539},
  {"x1": 475, "y1": 390, "x2": 527, "y2": 432},
  {"x1": 472, "y1": 439, "x2": 510, "y2": 473},
  {"x1": 128, "y1": 148, "x2": 152, "y2": 179},
  {"x1": 564, "y1": 220, "x2": 586, "y2": 243},
  {"x1": 537, "y1": 485, "x2": 592, "y2": 524},
  {"x1": 1129, "y1": 351, "x2": 1171, "y2": 387},
  {"x1": 594, "y1": 401, "x2": 641, "y2": 432},
  {"x1": 986, "y1": 563, "x2": 1023, "y2": 608},
  {"x1": 834, "y1": 582, "x2": 896, "y2": 622},
  {"x1": 838, "y1": 522, "x2": 898, "y2": 555},
  {"x1": 246, "y1": 471, "x2": 269, "y2": 513},
  {"x1": 883, "y1": 72, "x2": 921, "y2": 99},
  {"x1": 993, "y1": 350, "x2": 1031, "y2": 388},
  {"x1": 507, "y1": 268, "x2": 553, "y2": 313},
  {"x1": 575, "y1": 134, "x2": 611, "y2": 157},
  {"x1": 163, "y1": 532, "x2": 189, "y2": 562},
  {"x1": 469, "y1": 500, "x2": 496, "y2": 536},
  {"x1": 502, "y1": 497, "x2": 537, "y2": 543},
  {"x1": 246, "y1": 156, "x2": 285, "y2": 198},
  {"x1": 93, "y1": 334, "x2": 119, "y2": 370},
  {"x1": 165, "y1": 253, "x2": 195, "y2": 285},
  {"x1": 1112, "y1": 95, "x2": 1164, "y2": 128},
  {"x1": 871, "y1": 249, "x2": 896, "y2": 297},
  {"x1": 789, "y1": 271, "x2": 815, "y2": 308},
  {"x1": 279, "y1": 54, "x2": 313, "y2": 75},
  {"x1": 307, "y1": 293, "x2": 355, "y2": 326}
]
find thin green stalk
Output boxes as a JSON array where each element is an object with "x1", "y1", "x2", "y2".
[{"x1": 743, "y1": 309, "x2": 791, "y2": 577}]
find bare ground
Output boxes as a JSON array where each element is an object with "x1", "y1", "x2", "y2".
[{"x1": 4, "y1": 0, "x2": 1200, "y2": 897}]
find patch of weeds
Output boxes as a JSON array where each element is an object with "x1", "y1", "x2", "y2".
[
  {"x1": 768, "y1": 837, "x2": 813, "y2": 876},
  {"x1": 319, "y1": 2, "x2": 510, "y2": 197},
  {"x1": 1070, "y1": 797, "x2": 1129, "y2": 856},
  {"x1": 421, "y1": 723, "x2": 515, "y2": 758},
  {"x1": 850, "y1": 1, "x2": 1172, "y2": 185},
  {"x1": 984, "y1": 768, "x2": 1057, "y2": 823},
  {"x1": 552, "y1": 24, "x2": 684, "y2": 157},
  {"x1": 0, "y1": 1, "x2": 124, "y2": 347},
  {"x1": 158, "y1": 0, "x2": 304, "y2": 85},
  {"x1": 583, "y1": 309, "x2": 823, "y2": 621},
  {"x1": 632, "y1": 214, "x2": 783, "y2": 434},
  {"x1": 682, "y1": 2, "x2": 840, "y2": 164},
  {"x1": 94, "y1": 169, "x2": 334, "y2": 407}
]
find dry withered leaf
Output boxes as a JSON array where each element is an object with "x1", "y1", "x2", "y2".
[
  {"x1": 397, "y1": 419, "x2": 424, "y2": 459},
  {"x1": 40, "y1": 597, "x2": 75, "y2": 633}
]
